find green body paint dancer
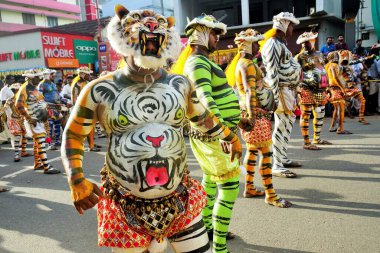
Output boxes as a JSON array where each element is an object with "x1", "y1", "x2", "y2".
[{"x1": 173, "y1": 14, "x2": 242, "y2": 253}]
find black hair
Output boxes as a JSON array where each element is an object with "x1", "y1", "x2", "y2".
[{"x1": 338, "y1": 34, "x2": 344, "y2": 38}]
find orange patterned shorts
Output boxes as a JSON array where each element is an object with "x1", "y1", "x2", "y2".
[
  {"x1": 97, "y1": 177, "x2": 207, "y2": 249},
  {"x1": 345, "y1": 87, "x2": 361, "y2": 98},
  {"x1": 299, "y1": 88, "x2": 315, "y2": 105},
  {"x1": 329, "y1": 87, "x2": 344, "y2": 103},
  {"x1": 313, "y1": 90, "x2": 328, "y2": 106}
]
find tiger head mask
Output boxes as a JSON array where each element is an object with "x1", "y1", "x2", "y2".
[
  {"x1": 107, "y1": 5, "x2": 181, "y2": 69},
  {"x1": 234, "y1": 29, "x2": 264, "y2": 54}
]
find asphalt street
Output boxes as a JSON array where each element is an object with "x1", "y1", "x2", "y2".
[{"x1": 0, "y1": 116, "x2": 379, "y2": 253}]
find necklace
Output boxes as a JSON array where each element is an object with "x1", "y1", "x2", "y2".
[{"x1": 125, "y1": 59, "x2": 159, "y2": 84}]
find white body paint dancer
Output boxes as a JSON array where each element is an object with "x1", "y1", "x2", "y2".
[{"x1": 261, "y1": 12, "x2": 302, "y2": 178}]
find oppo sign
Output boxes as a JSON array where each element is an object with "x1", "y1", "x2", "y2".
[
  {"x1": 76, "y1": 45, "x2": 97, "y2": 52},
  {"x1": 73, "y1": 39, "x2": 98, "y2": 63}
]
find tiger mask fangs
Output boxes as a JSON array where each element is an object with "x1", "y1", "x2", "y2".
[{"x1": 107, "y1": 5, "x2": 181, "y2": 70}]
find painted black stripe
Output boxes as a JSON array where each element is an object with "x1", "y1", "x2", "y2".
[
  {"x1": 168, "y1": 219, "x2": 205, "y2": 240},
  {"x1": 182, "y1": 243, "x2": 210, "y2": 253},
  {"x1": 77, "y1": 106, "x2": 94, "y2": 119}
]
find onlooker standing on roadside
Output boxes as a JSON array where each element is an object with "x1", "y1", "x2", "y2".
[
  {"x1": 0, "y1": 76, "x2": 15, "y2": 144},
  {"x1": 367, "y1": 46, "x2": 380, "y2": 113},
  {"x1": 321, "y1": 37, "x2": 335, "y2": 57},
  {"x1": 352, "y1": 39, "x2": 368, "y2": 56},
  {"x1": 335, "y1": 34, "x2": 349, "y2": 51}
]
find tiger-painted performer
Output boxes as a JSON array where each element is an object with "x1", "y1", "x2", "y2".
[
  {"x1": 4, "y1": 82, "x2": 32, "y2": 162},
  {"x1": 225, "y1": 28, "x2": 291, "y2": 207},
  {"x1": 325, "y1": 51, "x2": 352, "y2": 134},
  {"x1": 16, "y1": 69, "x2": 60, "y2": 174},
  {"x1": 71, "y1": 66, "x2": 100, "y2": 152},
  {"x1": 260, "y1": 12, "x2": 302, "y2": 178},
  {"x1": 61, "y1": 5, "x2": 242, "y2": 253},
  {"x1": 172, "y1": 14, "x2": 243, "y2": 253},
  {"x1": 39, "y1": 68, "x2": 64, "y2": 150},
  {"x1": 338, "y1": 50, "x2": 370, "y2": 125},
  {"x1": 294, "y1": 32, "x2": 332, "y2": 150}
]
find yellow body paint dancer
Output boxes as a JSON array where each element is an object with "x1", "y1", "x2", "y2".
[
  {"x1": 226, "y1": 28, "x2": 292, "y2": 207},
  {"x1": 294, "y1": 31, "x2": 332, "y2": 149}
]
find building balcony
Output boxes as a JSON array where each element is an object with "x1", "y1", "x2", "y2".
[
  {"x1": 0, "y1": 3, "x2": 81, "y2": 20},
  {"x1": 2, "y1": 0, "x2": 81, "y2": 14},
  {"x1": 0, "y1": 22, "x2": 41, "y2": 36}
]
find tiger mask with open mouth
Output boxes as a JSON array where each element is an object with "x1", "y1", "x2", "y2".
[{"x1": 107, "y1": 5, "x2": 181, "y2": 70}]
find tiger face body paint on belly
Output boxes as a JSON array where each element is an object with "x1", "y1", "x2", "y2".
[{"x1": 101, "y1": 73, "x2": 188, "y2": 199}]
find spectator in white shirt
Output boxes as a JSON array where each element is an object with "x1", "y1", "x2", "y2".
[{"x1": 0, "y1": 75, "x2": 15, "y2": 144}]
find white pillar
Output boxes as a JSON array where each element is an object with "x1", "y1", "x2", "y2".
[
  {"x1": 173, "y1": 0, "x2": 183, "y2": 33},
  {"x1": 241, "y1": 0, "x2": 250, "y2": 26}
]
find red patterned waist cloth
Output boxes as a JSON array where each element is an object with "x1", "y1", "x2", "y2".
[
  {"x1": 240, "y1": 107, "x2": 273, "y2": 147},
  {"x1": 97, "y1": 168, "x2": 207, "y2": 249}
]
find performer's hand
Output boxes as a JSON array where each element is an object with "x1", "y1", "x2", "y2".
[
  {"x1": 28, "y1": 118, "x2": 37, "y2": 127},
  {"x1": 238, "y1": 118, "x2": 254, "y2": 132},
  {"x1": 74, "y1": 183, "x2": 104, "y2": 215},
  {"x1": 230, "y1": 139, "x2": 242, "y2": 162},
  {"x1": 220, "y1": 140, "x2": 230, "y2": 154}
]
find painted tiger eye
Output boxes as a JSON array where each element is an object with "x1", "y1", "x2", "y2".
[
  {"x1": 118, "y1": 115, "x2": 128, "y2": 125},
  {"x1": 175, "y1": 108, "x2": 184, "y2": 120},
  {"x1": 157, "y1": 18, "x2": 166, "y2": 24},
  {"x1": 132, "y1": 13, "x2": 141, "y2": 20}
]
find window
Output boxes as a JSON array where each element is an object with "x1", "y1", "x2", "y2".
[
  {"x1": 22, "y1": 13, "x2": 36, "y2": 25},
  {"x1": 0, "y1": 10, "x2": 2, "y2": 22},
  {"x1": 47, "y1": 16, "x2": 58, "y2": 27},
  {"x1": 249, "y1": 1, "x2": 264, "y2": 23}
]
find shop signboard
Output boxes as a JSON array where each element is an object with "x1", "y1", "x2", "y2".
[
  {"x1": 40, "y1": 31, "x2": 92, "y2": 68},
  {"x1": 0, "y1": 31, "x2": 45, "y2": 75},
  {"x1": 74, "y1": 40, "x2": 98, "y2": 64},
  {"x1": 99, "y1": 44, "x2": 107, "y2": 52},
  {"x1": 98, "y1": 42, "x2": 121, "y2": 72},
  {"x1": 47, "y1": 58, "x2": 79, "y2": 68}
]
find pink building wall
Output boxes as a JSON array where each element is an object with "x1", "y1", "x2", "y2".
[{"x1": 3, "y1": 0, "x2": 81, "y2": 14}]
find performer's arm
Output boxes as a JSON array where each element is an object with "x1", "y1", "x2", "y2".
[
  {"x1": 262, "y1": 39, "x2": 282, "y2": 103},
  {"x1": 186, "y1": 80, "x2": 242, "y2": 160},
  {"x1": 240, "y1": 61, "x2": 257, "y2": 119},
  {"x1": 186, "y1": 57, "x2": 225, "y2": 124},
  {"x1": 71, "y1": 83, "x2": 80, "y2": 104},
  {"x1": 62, "y1": 81, "x2": 102, "y2": 212},
  {"x1": 15, "y1": 88, "x2": 31, "y2": 121},
  {"x1": 38, "y1": 82, "x2": 45, "y2": 95}
]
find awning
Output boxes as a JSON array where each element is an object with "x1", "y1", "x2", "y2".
[{"x1": 0, "y1": 66, "x2": 45, "y2": 77}]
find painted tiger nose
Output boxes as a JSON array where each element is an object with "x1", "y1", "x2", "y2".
[
  {"x1": 146, "y1": 135, "x2": 164, "y2": 148},
  {"x1": 145, "y1": 21, "x2": 159, "y2": 32}
]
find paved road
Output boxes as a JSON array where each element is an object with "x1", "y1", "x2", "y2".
[{"x1": 1, "y1": 116, "x2": 379, "y2": 253}]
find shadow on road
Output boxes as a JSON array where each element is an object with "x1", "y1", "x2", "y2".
[{"x1": 230, "y1": 235, "x2": 313, "y2": 253}]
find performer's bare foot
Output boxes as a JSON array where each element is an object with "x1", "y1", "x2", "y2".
[
  {"x1": 0, "y1": 187, "x2": 9, "y2": 192},
  {"x1": 303, "y1": 144, "x2": 321, "y2": 150},
  {"x1": 272, "y1": 170, "x2": 297, "y2": 178},
  {"x1": 34, "y1": 163, "x2": 44, "y2": 170},
  {"x1": 358, "y1": 119, "x2": 370, "y2": 125},
  {"x1": 337, "y1": 130, "x2": 352, "y2": 134},
  {"x1": 313, "y1": 139, "x2": 332, "y2": 145},
  {"x1": 283, "y1": 161, "x2": 302, "y2": 168},
  {"x1": 265, "y1": 197, "x2": 292, "y2": 208},
  {"x1": 244, "y1": 188, "x2": 265, "y2": 198}
]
